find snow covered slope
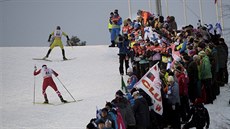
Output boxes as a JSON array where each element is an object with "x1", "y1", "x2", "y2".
[{"x1": 0, "y1": 46, "x2": 230, "y2": 129}]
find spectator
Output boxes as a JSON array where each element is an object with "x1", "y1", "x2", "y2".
[{"x1": 131, "y1": 89, "x2": 150, "y2": 129}]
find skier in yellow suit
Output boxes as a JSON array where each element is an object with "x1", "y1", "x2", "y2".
[{"x1": 43, "y1": 26, "x2": 69, "y2": 60}]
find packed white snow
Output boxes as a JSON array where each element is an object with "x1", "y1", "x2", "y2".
[{"x1": 0, "y1": 46, "x2": 230, "y2": 129}]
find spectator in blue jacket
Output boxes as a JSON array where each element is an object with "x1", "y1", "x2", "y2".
[
  {"x1": 117, "y1": 34, "x2": 130, "y2": 75},
  {"x1": 126, "y1": 67, "x2": 138, "y2": 92}
]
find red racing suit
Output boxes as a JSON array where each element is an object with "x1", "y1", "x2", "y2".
[{"x1": 34, "y1": 67, "x2": 61, "y2": 97}]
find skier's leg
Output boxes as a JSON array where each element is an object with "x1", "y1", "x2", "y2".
[
  {"x1": 42, "y1": 81, "x2": 49, "y2": 103},
  {"x1": 44, "y1": 41, "x2": 56, "y2": 58},
  {"x1": 50, "y1": 79, "x2": 67, "y2": 103},
  {"x1": 44, "y1": 49, "x2": 52, "y2": 59},
  {"x1": 125, "y1": 56, "x2": 129, "y2": 74},
  {"x1": 119, "y1": 55, "x2": 125, "y2": 75},
  {"x1": 62, "y1": 49, "x2": 67, "y2": 60}
]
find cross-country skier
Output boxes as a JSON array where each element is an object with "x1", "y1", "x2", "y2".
[
  {"x1": 43, "y1": 26, "x2": 70, "y2": 60},
  {"x1": 34, "y1": 64, "x2": 67, "y2": 104}
]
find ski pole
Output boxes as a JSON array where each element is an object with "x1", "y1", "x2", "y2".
[
  {"x1": 56, "y1": 77, "x2": 76, "y2": 101},
  {"x1": 33, "y1": 65, "x2": 37, "y2": 104},
  {"x1": 33, "y1": 76, "x2": 36, "y2": 104}
]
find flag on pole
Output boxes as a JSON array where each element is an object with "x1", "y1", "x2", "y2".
[
  {"x1": 121, "y1": 76, "x2": 128, "y2": 93},
  {"x1": 96, "y1": 106, "x2": 101, "y2": 119},
  {"x1": 134, "y1": 63, "x2": 163, "y2": 115}
]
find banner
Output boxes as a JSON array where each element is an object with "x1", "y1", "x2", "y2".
[{"x1": 134, "y1": 63, "x2": 163, "y2": 115}]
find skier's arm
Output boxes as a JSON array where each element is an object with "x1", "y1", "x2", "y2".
[
  {"x1": 52, "y1": 69, "x2": 58, "y2": 77},
  {"x1": 48, "y1": 32, "x2": 54, "y2": 42},
  {"x1": 34, "y1": 69, "x2": 41, "y2": 76},
  {"x1": 62, "y1": 32, "x2": 70, "y2": 41}
]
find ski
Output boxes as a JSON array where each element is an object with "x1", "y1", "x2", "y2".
[
  {"x1": 53, "y1": 99, "x2": 83, "y2": 106},
  {"x1": 33, "y1": 102, "x2": 55, "y2": 105},
  {"x1": 62, "y1": 57, "x2": 77, "y2": 61},
  {"x1": 33, "y1": 58, "x2": 52, "y2": 62},
  {"x1": 34, "y1": 99, "x2": 83, "y2": 106}
]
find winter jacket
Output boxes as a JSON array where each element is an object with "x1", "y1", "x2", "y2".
[
  {"x1": 216, "y1": 44, "x2": 228, "y2": 68},
  {"x1": 168, "y1": 81, "x2": 180, "y2": 105},
  {"x1": 200, "y1": 55, "x2": 212, "y2": 80},
  {"x1": 108, "y1": 110, "x2": 118, "y2": 129},
  {"x1": 112, "y1": 16, "x2": 122, "y2": 28},
  {"x1": 210, "y1": 47, "x2": 219, "y2": 73},
  {"x1": 118, "y1": 40, "x2": 130, "y2": 55},
  {"x1": 126, "y1": 75, "x2": 138, "y2": 90},
  {"x1": 187, "y1": 60, "x2": 199, "y2": 83},
  {"x1": 112, "y1": 97, "x2": 135, "y2": 127},
  {"x1": 176, "y1": 72, "x2": 188, "y2": 96},
  {"x1": 179, "y1": 39, "x2": 188, "y2": 54},
  {"x1": 132, "y1": 96, "x2": 150, "y2": 128}
]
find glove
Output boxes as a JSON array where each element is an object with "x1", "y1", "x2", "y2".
[
  {"x1": 66, "y1": 36, "x2": 70, "y2": 41},
  {"x1": 34, "y1": 66, "x2": 37, "y2": 71}
]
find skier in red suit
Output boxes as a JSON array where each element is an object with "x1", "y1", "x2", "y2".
[{"x1": 34, "y1": 64, "x2": 67, "y2": 103}]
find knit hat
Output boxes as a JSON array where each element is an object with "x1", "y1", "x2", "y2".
[
  {"x1": 127, "y1": 67, "x2": 133, "y2": 73},
  {"x1": 130, "y1": 88, "x2": 139, "y2": 97},
  {"x1": 168, "y1": 76, "x2": 174, "y2": 83},
  {"x1": 42, "y1": 64, "x2": 47, "y2": 68},
  {"x1": 86, "y1": 122, "x2": 96, "y2": 129},
  {"x1": 132, "y1": 90, "x2": 139, "y2": 97},
  {"x1": 193, "y1": 54, "x2": 200, "y2": 61},
  {"x1": 205, "y1": 47, "x2": 212, "y2": 54},
  {"x1": 105, "y1": 102, "x2": 114, "y2": 109},
  {"x1": 198, "y1": 51, "x2": 206, "y2": 57},
  {"x1": 116, "y1": 90, "x2": 124, "y2": 97},
  {"x1": 56, "y1": 26, "x2": 61, "y2": 30},
  {"x1": 114, "y1": 9, "x2": 118, "y2": 13},
  {"x1": 101, "y1": 108, "x2": 108, "y2": 113},
  {"x1": 188, "y1": 50, "x2": 196, "y2": 56}
]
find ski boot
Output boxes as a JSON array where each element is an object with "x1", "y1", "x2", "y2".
[
  {"x1": 43, "y1": 97, "x2": 49, "y2": 104},
  {"x1": 42, "y1": 56, "x2": 48, "y2": 60},
  {"x1": 59, "y1": 96, "x2": 68, "y2": 103},
  {"x1": 63, "y1": 57, "x2": 68, "y2": 60},
  {"x1": 43, "y1": 49, "x2": 52, "y2": 59},
  {"x1": 109, "y1": 41, "x2": 115, "y2": 47}
]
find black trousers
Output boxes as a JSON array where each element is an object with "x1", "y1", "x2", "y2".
[{"x1": 119, "y1": 54, "x2": 129, "y2": 75}]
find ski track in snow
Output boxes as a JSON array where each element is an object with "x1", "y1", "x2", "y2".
[{"x1": 0, "y1": 46, "x2": 230, "y2": 129}]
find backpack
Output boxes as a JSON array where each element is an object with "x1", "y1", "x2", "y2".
[{"x1": 194, "y1": 106, "x2": 207, "y2": 127}]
